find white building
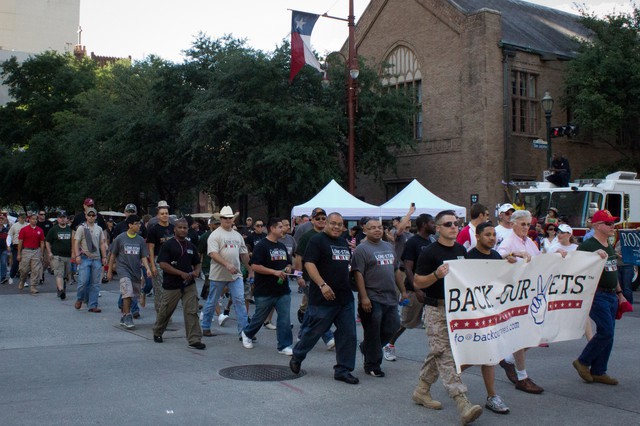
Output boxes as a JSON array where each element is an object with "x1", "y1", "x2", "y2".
[{"x1": 0, "y1": 0, "x2": 80, "y2": 104}]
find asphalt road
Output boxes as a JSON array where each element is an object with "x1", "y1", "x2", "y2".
[{"x1": 1, "y1": 272, "x2": 638, "y2": 425}]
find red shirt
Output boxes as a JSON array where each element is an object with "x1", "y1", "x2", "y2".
[{"x1": 18, "y1": 225, "x2": 45, "y2": 249}]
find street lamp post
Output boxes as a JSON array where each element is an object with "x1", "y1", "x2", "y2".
[
  {"x1": 541, "y1": 91, "x2": 554, "y2": 169},
  {"x1": 321, "y1": 1, "x2": 359, "y2": 194},
  {"x1": 346, "y1": 0, "x2": 358, "y2": 194}
]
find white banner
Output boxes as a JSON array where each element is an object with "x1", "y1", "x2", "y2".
[{"x1": 445, "y1": 251, "x2": 605, "y2": 372}]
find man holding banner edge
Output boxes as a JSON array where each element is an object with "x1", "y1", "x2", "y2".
[
  {"x1": 573, "y1": 209, "x2": 628, "y2": 386},
  {"x1": 412, "y1": 210, "x2": 483, "y2": 425}
]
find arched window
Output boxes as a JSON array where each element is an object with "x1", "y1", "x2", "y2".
[{"x1": 382, "y1": 46, "x2": 423, "y2": 140}]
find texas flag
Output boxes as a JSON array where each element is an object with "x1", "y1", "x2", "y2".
[{"x1": 289, "y1": 10, "x2": 322, "y2": 82}]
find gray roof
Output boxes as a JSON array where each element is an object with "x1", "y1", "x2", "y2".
[{"x1": 451, "y1": 0, "x2": 592, "y2": 58}]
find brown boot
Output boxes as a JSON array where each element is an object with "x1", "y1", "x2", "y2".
[
  {"x1": 453, "y1": 394, "x2": 483, "y2": 425},
  {"x1": 412, "y1": 380, "x2": 442, "y2": 410}
]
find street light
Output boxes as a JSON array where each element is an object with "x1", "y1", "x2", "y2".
[
  {"x1": 541, "y1": 91, "x2": 554, "y2": 168},
  {"x1": 321, "y1": 1, "x2": 359, "y2": 194}
]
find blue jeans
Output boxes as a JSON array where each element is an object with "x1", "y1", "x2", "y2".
[
  {"x1": 618, "y1": 264, "x2": 634, "y2": 304},
  {"x1": 359, "y1": 301, "x2": 400, "y2": 371},
  {"x1": 243, "y1": 294, "x2": 293, "y2": 350},
  {"x1": 298, "y1": 284, "x2": 334, "y2": 344},
  {"x1": 76, "y1": 257, "x2": 102, "y2": 309},
  {"x1": 293, "y1": 301, "x2": 357, "y2": 377},
  {"x1": 10, "y1": 245, "x2": 19, "y2": 278},
  {"x1": 117, "y1": 295, "x2": 140, "y2": 315},
  {"x1": 0, "y1": 250, "x2": 7, "y2": 280},
  {"x1": 201, "y1": 277, "x2": 248, "y2": 334},
  {"x1": 579, "y1": 291, "x2": 618, "y2": 376}
]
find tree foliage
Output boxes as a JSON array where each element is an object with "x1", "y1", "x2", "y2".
[
  {"x1": 0, "y1": 36, "x2": 415, "y2": 215},
  {"x1": 563, "y1": 7, "x2": 640, "y2": 169}
]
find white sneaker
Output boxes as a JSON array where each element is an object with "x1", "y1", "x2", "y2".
[
  {"x1": 218, "y1": 313, "x2": 229, "y2": 327},
  {"x1": 326, "y1": 338, "x2": 336, "y2": 351},
  {"x1": 24, "y1": 282, "x2": 29, "y2": 287},
  {"x1": 263, "y1": 321, "x2": 277, "y2": 330},
  {"x1": 278, "y1": 346, "x2": 293, "y2": 356},
  {"x1": 7, "y1": 278, "x2": 13, "y2": 285},
  {"x1": 383, "y1": 343, "x2": 397, "y2": 361},
  {"x1": 240, "y1": 331, "x2": 254, "y2": 349}
]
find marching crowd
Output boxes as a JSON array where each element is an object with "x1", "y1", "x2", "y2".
[{"x1": 0, "y1": 196, "x2": 632, "y2": 425}]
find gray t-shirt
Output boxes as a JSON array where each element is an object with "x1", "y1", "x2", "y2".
[
  {"x1": 351, "y1": 238, "x2": 398, "y2": 306},
  {"x1": 111, "y1": 232, "x2": 149, "y2": 282}
]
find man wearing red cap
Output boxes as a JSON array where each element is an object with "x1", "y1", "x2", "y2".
[{"x1": 572, "y1": 210, "x2": 627, "y2": 386}]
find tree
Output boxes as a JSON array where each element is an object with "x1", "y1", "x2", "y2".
[
  {"x1": 563, "y1": 7, "x2": 640, "y2": 170},
  {"x1": 0, "y1": 52, "x2": 97, "y2": 209}
]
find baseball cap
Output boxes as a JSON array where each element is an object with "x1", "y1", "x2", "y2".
[
  {"x1": 591, "y1": 209, "x2": 618, "y2": 224},
  {"x1": 83, "y1": 198, "x2": 95, "y2": 206},
  {"x1": 311, "y1": 208, "x2": 327, "y2": 218},
  {"x1": 157, "y1": 200, "x2": 169, "y2": 208},
  {"x1": 57, "y1": 211, "x2": 68, "y2": 218},
  {"x1": 124, "y1": 203, "x2": 137, "y2": 213},
  {"x1": 498, "y1": 203, "x2": 515, "y2": 214},
  {"x1": 86, "y1": 207, "x2": 97, "y2": 215},
  {"x1": 558, "y1": 224, "x2": 572, "y2": 234}
]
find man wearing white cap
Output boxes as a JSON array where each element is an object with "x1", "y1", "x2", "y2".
[
  {"x1": 494, "y1": 204, "x2": 515, "y2": 248},
  {"x1": 201, "y1": 206, "x2": 254, "y2": 338}
]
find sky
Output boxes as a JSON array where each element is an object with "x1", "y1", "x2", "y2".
[{"x1": 79, "y1": 0, "x2": 634, "y2": 63}]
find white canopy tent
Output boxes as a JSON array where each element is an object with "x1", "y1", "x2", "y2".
[
  {"x1": 291, "y1": 180, "x2": 380, "y2": 220},
  {"x1": 379, "y1": 179, "x2": 466, "y2": 219}
]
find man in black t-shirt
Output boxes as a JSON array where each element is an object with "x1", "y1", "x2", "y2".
[
  {"x1": 240, "y1": 218, "x2": 293, "y2": 354},
  {"x1": 152, "y1": 219, "x2": 204, "y2": 350},
  {"x1": 146, "y1": 206, "x2": 174, "y2": 313},
  {"x1": 464, "y1": 222, "x2": 515, "y2": 415},
  {"x1": 290, "y1": 212, "x2": 358, "y2": 385},
  {"x1": 412, "y1": 210, "x2": 483, "y2": 424}
]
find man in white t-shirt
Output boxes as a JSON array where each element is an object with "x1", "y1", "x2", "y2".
[
  {"x1": 494, "y1": 203, "x2": 515, "y2": 248},
  {"x1": 200, "y1": 206, "x2": 253, "y2": 337}
]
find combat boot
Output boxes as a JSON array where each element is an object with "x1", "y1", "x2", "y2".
[
  {"x1": 453, "y1": 393, "x2": 483, "y2": 425},
  {"x1": 412, "y1": 380, "x2": 442, "y2": 410}
]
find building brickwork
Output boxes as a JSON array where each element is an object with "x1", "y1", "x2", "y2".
[{"x1": 351, "y1": 0, "x2": 624, "y2": 215}]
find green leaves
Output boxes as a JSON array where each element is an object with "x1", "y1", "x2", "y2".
[
  {"x1": 563, "y1": 7, "x2": 640, "y2": 168},
  {"x1": 0, "y1": 35, "x2": 416, "y2": 214}
]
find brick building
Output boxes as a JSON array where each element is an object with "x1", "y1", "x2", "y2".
[{"x1": 352, "y1": 0, "x2": 624, "y2": 212}]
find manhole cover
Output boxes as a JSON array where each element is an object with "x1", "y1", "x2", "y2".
[{"x1": 219, "y1": 364, "x2": 306, "y2": 381}]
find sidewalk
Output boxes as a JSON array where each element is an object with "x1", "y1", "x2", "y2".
[{"x1": 1, "y1": 276, "x2": 638, "y2": 425}]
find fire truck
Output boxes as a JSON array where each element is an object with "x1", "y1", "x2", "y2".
[{"x1": 516, "y1": 171, "x2": 640, "y2": 237}]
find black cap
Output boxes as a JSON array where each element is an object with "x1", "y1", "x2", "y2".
[
  {"x1": 311, "y1": 208, "x2": 327, "y2": 218},
  {"x1": 57, "y1": 211, "x2": 68, "y2": 218}
]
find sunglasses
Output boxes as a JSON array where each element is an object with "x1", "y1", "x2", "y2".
[
  {"x1": 87, "y1": 213, "x2": 96, "y2": 217},
  {"x1": 439, "y1": 221, "x2": 458, "y2": 228},
  {"x1": 601, "y1": 222, "x2": 615, "y2": 226},
  {"x1": 255, "y1": 224, "x2": 264, "y2": 227},
  {"x1": 504, "y1": 211, "x2": 513, "y2": 215},
  {"x1": 314, "y1": 216, "x2": 327, "y2": 221},
  {"x1": 547, "y1": 228, "x2": 556, "y2": 232}
]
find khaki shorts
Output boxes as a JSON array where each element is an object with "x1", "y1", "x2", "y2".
[
  {"x1": 51, "y1": 256, "x2": 71, "y2": 279},
  {"x1": 120, "y1": 276, "x2": 141, "y2": 299},
  {"x1": 400, "y1": 290, "x2": 425, "y2": 329}
]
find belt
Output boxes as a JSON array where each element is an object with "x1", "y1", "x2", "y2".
[
  {"x1": 424, "y1": 296, "x2": 445, "y2": 307},
  {"x1": 23, "y1": 248, "x2": 39, "y2": 250},
  {"x1": 597, "y1": 287, "x2": 616, "y2": 294}
]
